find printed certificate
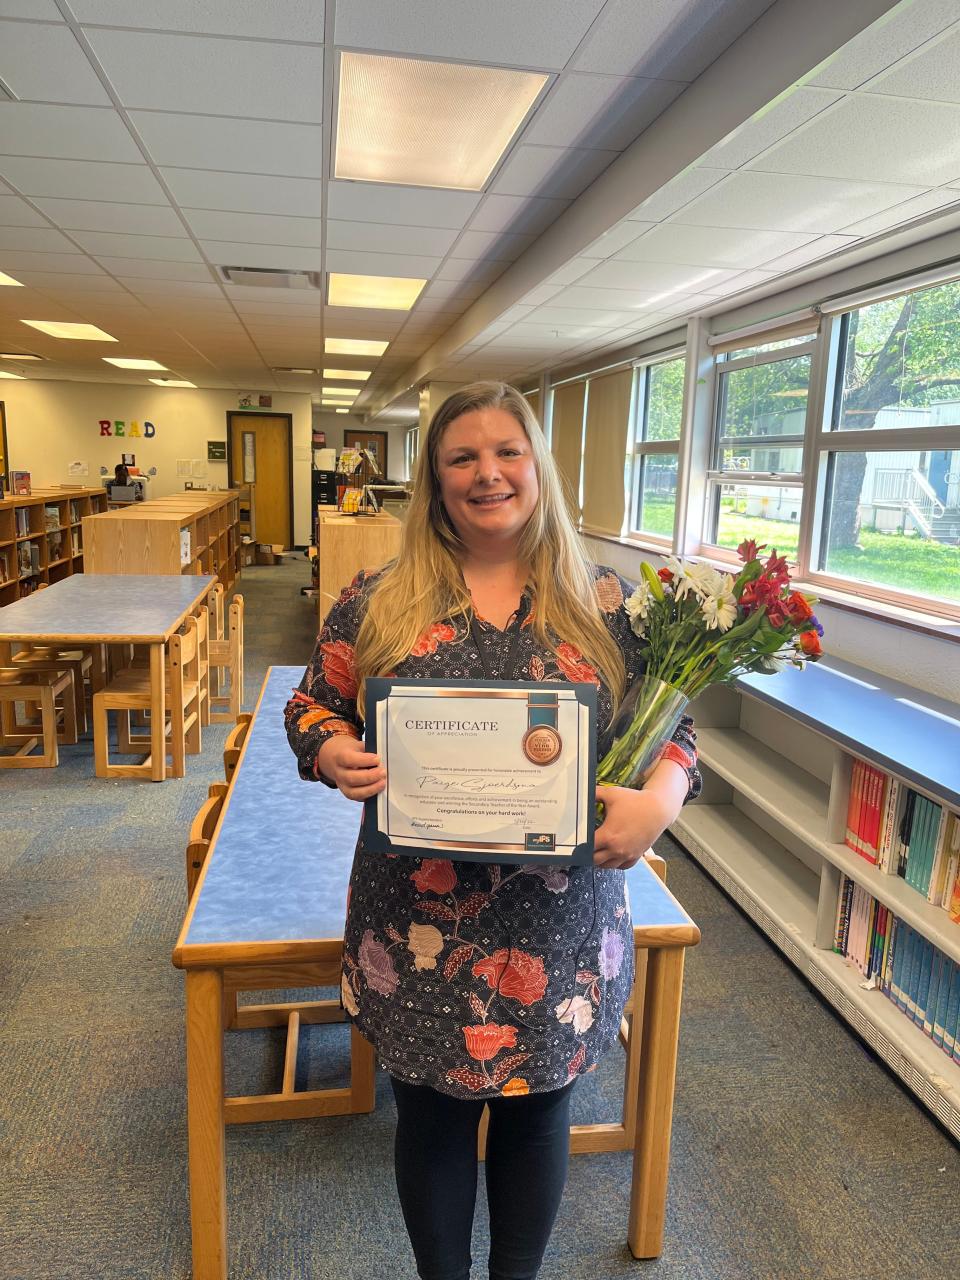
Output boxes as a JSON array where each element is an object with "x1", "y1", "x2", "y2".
[{"x1": 363, "y1": 678, "x2": 596, "y2": 866}]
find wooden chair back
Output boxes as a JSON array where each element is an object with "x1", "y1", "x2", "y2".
[
  {"x1": 209, "y1": 582, "x2": 225, "y2": 641},
  {"x1": 222, "y1": 713, "x2": 252, "y2": 783},
  {"x1": 186, "y1": 782, "x2": 228, "y2": 898}
]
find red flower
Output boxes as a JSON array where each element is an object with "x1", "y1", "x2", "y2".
[
  {"x1": 411, "y1": 858, "x2": 457, "y2": 895},
  {"x1": 473, "y1": 949, "x2": 548, "y2": 1007},
  {"x1": 799, "y1": 629, "x2": 822, "y2": 658},
  {"x1": 766, "y1": 604, "x2": 786, "y2": 629},
  {"x1": 462, "y1": 1022, "x2": 518, "y2": 1062},
  {"x1": 320, "y1": 640, "x2": 357, "y2": 699},
  {"x1": 555, "y1": 642, "x2": 599, "y2": 686},
  {"x1": 657, "y1": 567, "x2": 674, "y2": 583},
  {"x1": 737, "y1": 538, "x2": 766, "y2": 563},
  {"x1": 785, "y1": 590, "x2": 814, "y2": 623},
  {"x1": 411, "y1": 622, "x2": 457, "y2": 657},
  {"x1": 764, "y1": 550, "x2": 790, "y2": 584}
]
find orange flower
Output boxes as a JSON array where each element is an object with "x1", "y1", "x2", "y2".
[
  {"x1": 799, "y1": 629, "x2": 822, "y2": 658},
  {"x1": 462, "y1": 1023, "x2": 518, "y2": 1062},
  {"x1": 412, "y1": 622, "x2": 457, "y2": 657},
  {"x1": 785, "y1": 590, "x2": 814, "y2": 623},
  {"x1": 411, "y1": 858, "x2": 457, "y2": 895},
  {"x1": 473, "y1": 949, "x2": 548, "y2": 1007},
  {"x1": 320, "y1": 640, "x2": 357, "y2": 699},
  {"x1": 501, "y1": 1077, "x2": 529, "y2": 1096}
]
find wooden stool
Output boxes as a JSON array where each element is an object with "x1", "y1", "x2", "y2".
[
  {"x1": 0, "y1": 666, "x2": 77, "y2": 768},
  {"x1": 209, "y1": 595, "x2": 244, "y2": 722},
  {"x1": 478, "y1": 851, "x2": 666, "y2": 1160}
]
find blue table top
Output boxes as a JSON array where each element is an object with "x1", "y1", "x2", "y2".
[
  {"x1": 0, "y1": 573, "x2": 216, "y2": 642},
  {"x1": 178, "y1": 666, "x2": 698, "y2": 961},
  {"x1": 736, "y1": 657, "x2": 960, "y2": 808}
]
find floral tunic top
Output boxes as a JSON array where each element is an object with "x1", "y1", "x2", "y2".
[{"x1": 284, "y1": 565, "x2": 701, "y2": 1101}]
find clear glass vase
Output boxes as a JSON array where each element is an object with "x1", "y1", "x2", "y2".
[{"x1": 596, "y1": 676, "x2": 690, "y2": 790}]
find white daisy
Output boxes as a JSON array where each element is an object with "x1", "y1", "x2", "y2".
[
  {"x1": 624, "y1": 581, "x2": 653, "y2": 635},
  {"x1": 701, "y1": 590, "x2": 738, "y2": 631}
]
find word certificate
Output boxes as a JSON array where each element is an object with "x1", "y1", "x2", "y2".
[{"x1": 363, "y1": 678, "x2": 597, "y2": 866}]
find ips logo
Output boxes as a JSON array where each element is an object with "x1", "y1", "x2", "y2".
[{"x1": 524, "y1": 833, "x2": 556, "y2": 851}]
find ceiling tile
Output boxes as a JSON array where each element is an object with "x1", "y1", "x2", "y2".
[
  {"x1": 0, "y1": 156, "x2": 166, "y2": 203},
  {"x1": 0, "y1": 20, "x2": 111, "y2": 105},
  {"x1": 0, "y1": 103, "x2": 143, "y2": 162},
  {"x1": 84, "y1": 30, "x2": 324, "y2": 122},
  {"x1": 202, "y1": 241, "x2": 324, "y2": 271},
  {"x1": 865, "y1": 26, "x2": 960, "y2": 105},
  {"x1": 755, "y1": 234, "x2": 858, "y2": 273},
  {"x1": 0, "y1": 195, "x2": 51, "y2": 227},
  {"x1": 539, "y1": 284, "x2": 669, "y2": 310},
  {"x1": 70, "y1": 230, "x2": 201, "y2": 261},
  {"x1": 334, "y1": 0, "x2": 605, "y2": 70},
  {"x1": 519, "y1": 283, "x2": 564, "y2": 306},
  {"x1": 577, "y1": 257, "x2": 743, "y2": 293},
  {"x1": 749, "y1": 96, "x2": 960, "y2": 186},
  {"x1": 673, "y1": 171, "x2": 928, "y2": 235},
  {"x1": 0, "y1": 249, "x2": 105, "y2": 273},
  {"x1": 450, "y1": 229, "x2": 536, "y2": 260},
  {"x1": 182, "y1": 209, "x2": 323, "y2": 248},
  {"x1": 581, "y1": 220, "x2": 655, "y2": 257},
  {"x1": 4, "y1": 269, "x2": 126, "y2": 292},
  {"x1": 420, "y1": 279, "x2": 486, "y2": 303},
  {"x1": 526, "y1": 304, "x2": 646, "y2": 327},
  {"x1": 32, "y1": 197, "x2": 183, "y2": 236},
  {"x1": 0, "y1": 225, "x2": 79, "y2": 252},
  {"x1": 96, "y1": 257, "x2": 215, "y2": 282},
  {"x1": 161, "y1": 169, "x2": 323, "y2": 217},
  {"x1": 523, "y1": 72, "x2": 684, "y2": 151},
  {"x1": 491, "y1": 144, "x2": 619, "y2": 200},
  {"x1": 809, "y1": 0, "x2": 960, "y2": 89},
  {"x1": 326, "y1": 220, "x2": 458, "y2": 256},
  {"x1": 468, "y1": 193, "x2": 571, "y2": 236},
  {"x1": 326, "y1": 181, "x2": 481, "y2": 230},
  {"x1": 325, "y1": 248, "x2": 440, "y2": 278},
  {"x1": 223, "y1": 285, "x2": 326, "y2": 306},
  {"x1": 626, "y1": 166, "x2": 728, "y2": 221},
  {"x1": 122, "y1": 279, "x2": 226, "y2": 297},
  {"x1": 544, "y1": 257, "x2": 599, "y2": 287},
  {"x1": 701, "y1": 87, "x2": 845, "y2": 169},
  {"x1": 73, "y1": 0, "x2": 324, "y2": 40},
  {"x1": 0, "y1": 1, "x2": 63, "y2": 15},
  {"x1": 616, "y1": 222, "x2": 817, "y2": 269},
  {"x1": 130, "y1": 112, "x2": 324, "y2": 178},
  {"x1": 434, "y1": 259, "x2": 505, "y2": 286},
  {"x1": 839, "y1": 188, "x2": 960, "y2": 237}
]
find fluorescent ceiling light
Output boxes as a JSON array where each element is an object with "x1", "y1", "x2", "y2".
[
  {"x1": 322, "y1": 385, "x2": 359, "y2": 398},
  {"x1": 336, "y1": 51, "x2": 547, "y2": 191},
  {"x1": 322, "y1": 399, "x2": 354, "y2": 406},
  {"x1": 325, "y1": 338, "x2": 388, "y2": 357},
  {"x1": 149, "y1": 378, "x2": 196, "y2": 388},
  {"x1": 335, "y1": 408, "x2": 349, "y2": 414},
  {"x1": 323, "y1": 368, "x2": 370, "y2": 381},
  {"x1": 0, "y1": 271, "x2": 24, "y2": 287},
  {"x1": 0, "y1": 370, "x2": 25, "y2": 379},
  {"x1": 273, "y1": 367, "x2": 316, "y2": 374},
  {"x1": 1, "y1": 352, "x2": 42, "y2": 360},
  {"x1": 22, "y1": 320, "x2": 117, "y2": 341},
  {"x1": 328, "y1": 272, "x2": 425, "y2": 311},
  {"x1": 103, "y1": 357, "x2": 168, "y2": 370}
]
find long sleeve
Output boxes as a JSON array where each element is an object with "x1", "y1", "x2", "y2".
[{"x1": 284, "y1": 571, "x2": 368, "y2": 782}]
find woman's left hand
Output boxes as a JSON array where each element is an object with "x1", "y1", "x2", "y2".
[{"x1": 593, "y1": 785, "x2": 673, "y2": 870}]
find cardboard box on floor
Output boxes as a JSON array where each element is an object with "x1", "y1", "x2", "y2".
[{"x1": 255, "y1": 542, "x2": 294, "y2": 565}]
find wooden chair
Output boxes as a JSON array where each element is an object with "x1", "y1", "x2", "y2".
[
  {"x1": 207, "y1": 583, "x2": 225, "y2": 699},
  {"x1": 7, "y1": 644, "x2": 98, "y2": 736},
  {"x1": 0, "y1": 666, "x2": 77, "y2": 768},
  {"x1": 222, "y1": 712, "x2": 253, "y2": 784},
  {"x1": 209, "y1": 595, "x2": 244, "y2": 723},
  {"x1": 93, "y1": 616, "x2": 202, "y2": 779},
  {"x1": 477, "y1": 851, "x2": 666, "y2": 1161},
  {"x1": 186, "y1": 782, "x2": 228, "y2": 898},
  {"x1": 194, "y1": 604, "x2": 211, "y2": 729}
]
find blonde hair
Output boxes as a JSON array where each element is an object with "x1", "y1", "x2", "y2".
[{"x1": 353, "y1": 381, "x2": 625, "y2": 715}]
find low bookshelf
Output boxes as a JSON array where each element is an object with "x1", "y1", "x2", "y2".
[
  {"x1": 0, "y1": 485, "x2": 107, "y2": 605},
  {"x1": 677, "y1": 657, "x2": 960, "y2": 1140}
]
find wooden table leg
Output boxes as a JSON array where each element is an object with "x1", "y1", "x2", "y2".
[
  {"x1": 628, "y1": 945, "x2": 686, "y2": 1260},
  {"x1": 185, "y1": 968, "x2": 227, "y2": 1280},
  {"x1": 150, "y1": 641, "x2": 166, "y2": 781}
]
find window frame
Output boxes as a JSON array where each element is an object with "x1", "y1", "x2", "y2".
[{"x1": 627, "y1": 349, "x2": 685, "y2": 548}]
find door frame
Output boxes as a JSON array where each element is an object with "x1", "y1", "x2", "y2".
[
  {"x1": 344, "y1": 428, "x2": 389, "y2": 480},
  {"x1": 225, "y1": 411, "x2": 295, "y2": 547}
]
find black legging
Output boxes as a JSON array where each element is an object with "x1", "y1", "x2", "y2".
[{"x1": 390, "y1": 1076, "x2": 575, "y2": 1280}]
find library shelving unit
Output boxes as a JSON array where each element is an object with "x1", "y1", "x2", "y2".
[
  {"x1": 82, "y1": 489, "x2": 241, "y2": 588},
  {"x1": 0, "y1": 485, "x2": 107, "y2": 605},
  {"x1": 677, "y1": 657, "x2": 960, "y2": 1140}
]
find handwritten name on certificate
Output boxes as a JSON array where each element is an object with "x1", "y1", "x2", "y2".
[{"x1": 363, "y1": 678, "x2": 596, "y2": 866}]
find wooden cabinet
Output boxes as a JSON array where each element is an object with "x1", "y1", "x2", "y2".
[
  {"x1": 0, "y1": 486, "x2": 107, "y2": 606},
  {"x1": 316, "y1": 508, "x2": 402, "y2": 622},
  {"x1": 82, "y1": 490, "x2": 242, "y2": 588},
  {"x1": 677, "y1": 659, "x2": 960, "y2": 1140}
]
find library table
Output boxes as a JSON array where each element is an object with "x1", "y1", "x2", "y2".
[
  {"x1": 0, "y1": 572, "x2": 215, "y2": 781},
  {"x1": 174, "y1": 666, "x2": 701, "y2": 1278}
]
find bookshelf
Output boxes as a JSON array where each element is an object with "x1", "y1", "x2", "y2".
[
  {"x1": 0, "y1": 485, "x2": 107, "y2": 606},
  {"x1": 82, "y1": 490, "x2": 241, "y2": 588},
  {"x1": 678, "y1": 657, "x2": 960, "y2": 1140}
]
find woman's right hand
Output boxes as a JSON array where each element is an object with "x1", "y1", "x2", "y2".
[{"x1": 316, "y1": 734, "x2": 387, "y2": 801}]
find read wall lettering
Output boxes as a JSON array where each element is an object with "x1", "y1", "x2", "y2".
[{"x1": 98, "y1": 419, "x2": 156, "y2": 438}]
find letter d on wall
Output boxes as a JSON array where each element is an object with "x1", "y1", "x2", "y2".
[{"x1": 144, "y1": 421, "x2": 156, "y2": 438}]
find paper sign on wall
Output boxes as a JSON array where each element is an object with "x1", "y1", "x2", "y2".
[{"x1": 68, "y1": 461, "x2": 89, "y2": 476}]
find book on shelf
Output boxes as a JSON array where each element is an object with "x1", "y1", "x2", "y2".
[
  {"x1": 15, "y1": 507, "x2": 29, "y2": 537},
  {"x1": 0, "y1": 548, "x2": 9, "y2": 584},
  {"x1": 70, "y1": 500, "x2": 81, "y2": 523},
  {"x1": 17, "y1": 542, "x2": 33, "y2": 578},
  {"x1": 43, "y1": 505, "x2": 59, "y2": 531},
  {"x1": 47, "y1": 531, "x2": 63, "y2": 562},
  {"x1": 9, "y1": 470, "x2": 31, "y2": 495}
]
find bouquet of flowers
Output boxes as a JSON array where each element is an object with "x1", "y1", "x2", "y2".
[{"x1": 597, "y1": 539, "x2": 823, "y2": 790}]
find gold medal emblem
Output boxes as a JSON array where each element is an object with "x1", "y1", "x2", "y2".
[{"x1": 522, "y1": 724, "x2": 562, "y2": 765}]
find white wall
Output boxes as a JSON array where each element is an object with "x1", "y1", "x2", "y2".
[
  {"x1": 1, "y1": 380, "x2": 314, "y2": 543},
  {"x1": 582, "y1": 535, "x2": 960, "y2": 705}
]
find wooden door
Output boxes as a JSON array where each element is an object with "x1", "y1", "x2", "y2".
[
  {"x1": 227, "y1": 413, "x2": 293, "y2": 547},
  {"x1": 344, "y1": 429, "x2": 389, "y2": 485}
]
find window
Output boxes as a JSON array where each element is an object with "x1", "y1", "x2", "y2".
[
  {"x1": 814, "y1": 278, "x2": 960, "y2": 607},
  {"x1": 706, "y1": 328, "x2": 817, "y2": 558},
  {"x1": 629, "y1": 356, "x2": 684, "y2": 541}
]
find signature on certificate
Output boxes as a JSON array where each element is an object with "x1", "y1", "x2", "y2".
[{"x1": 417, "y1": 774, "x2": 536, "y2": 793}]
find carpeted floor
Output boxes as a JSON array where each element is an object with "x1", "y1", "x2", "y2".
[{"x1": 2, "y1": 559, "x2": 958, "y2": 1280}]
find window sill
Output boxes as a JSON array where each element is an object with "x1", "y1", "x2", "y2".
[{"x1": 579, "y1": 528, "x2": 960, "y2": 645}]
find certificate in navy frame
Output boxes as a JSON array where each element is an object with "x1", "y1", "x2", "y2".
[{"x1": 363, "y1": 676, "x2": 597, "y2": 866}]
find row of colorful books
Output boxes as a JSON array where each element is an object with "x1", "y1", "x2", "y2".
[
  {"x1": 845, "y1": 759, "x2": 960, "y2": 915},
  {"x1": 834, "y1": 874, "x2": 960, "y2": 1062}
]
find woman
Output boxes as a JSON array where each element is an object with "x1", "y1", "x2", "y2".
[{"x1": 285, "y1": 382, "x2": 700, "y2": 1280}]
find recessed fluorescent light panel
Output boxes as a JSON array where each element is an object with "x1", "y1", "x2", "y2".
[
  {"x1": 322, "y1": 368, "x2": 370, "y2": 381},
  {"x1": 149, "y1": 378, "x2": 196, "y2": 387},
  {"x1": 325, "y1": 338, "x2": 389, "y2": 357},
  {"x1": 0, "y1": 370, "x2": 25, "y2": 379},
  {"x1": 335, "y1": 408, "x2": 349, "y2": 414},
  {"x1": 336, "y1": 51, "x2": 547, "y2": 190},
  {"x1": 22, "y1": 320, "x2": 117, "y2": 341},
  {"x1": 0, "y1": 271, "x2": 24, "y2": 287},
  {"x1": 103, "y1": 357, "x2": 168, "y2": 370},
  {"x1": 322, "y1": 385, "x2": 359, "y2": 398},
  {"x1": 328, "y1": 272, "x2": 425, "y2": 310},
  {"x1": 1, "y1": 352, "x2": 42, "y2": 360}
]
